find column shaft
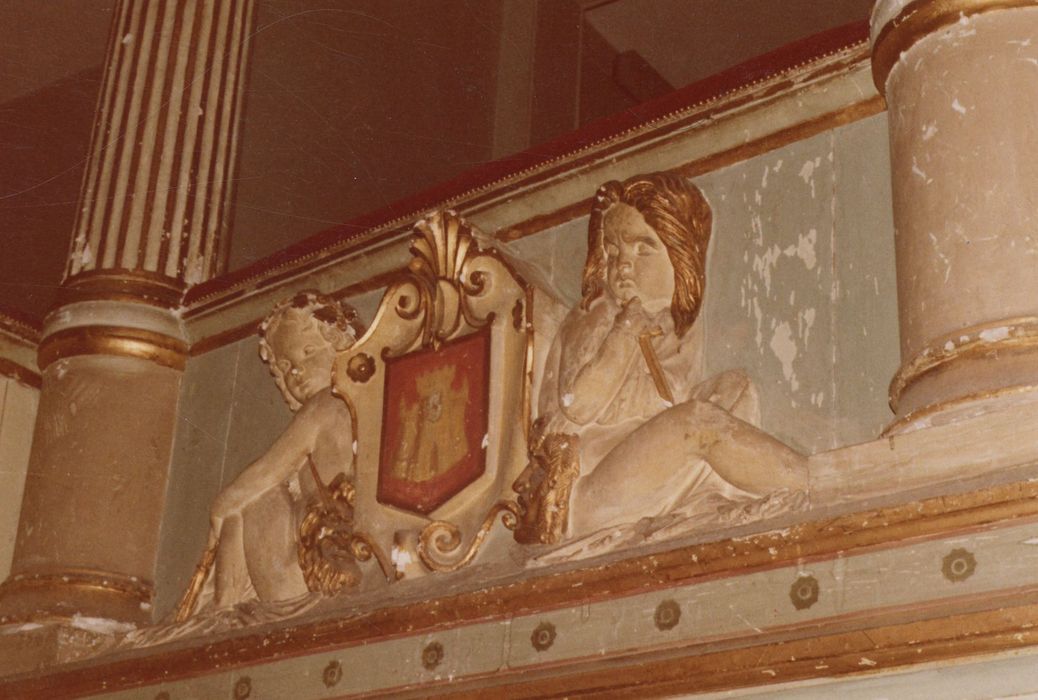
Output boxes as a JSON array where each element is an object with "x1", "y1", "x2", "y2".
[
  {"x1": 0, "y1": 0, "x2": 254, "y2": 628},
  {"x1": 872, "y1": 0, "x2": 1038, "y2": 427}
]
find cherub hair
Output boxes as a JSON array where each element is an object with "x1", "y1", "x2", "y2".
[
  {"x1": 581, "y1": 172, "x2": 712, "y2": 338},
  {"x1": 258, "y1": 291, "x2": 365, "y2": 411}
]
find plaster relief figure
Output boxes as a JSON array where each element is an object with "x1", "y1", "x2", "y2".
[
  {"x1": 175, "y1": 292, "x2": 365, "y2": 621},
  {"x1": 514, "y1": 173, "x2": 808, "y2": 558}
]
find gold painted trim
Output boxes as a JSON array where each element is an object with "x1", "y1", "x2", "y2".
[
  {"x1": 59, "y1": 269, "x2": 186, "y2": 309},
  {"x1": 38, "y1": 325, "x2": 188, "y2": 371},
  {"x1": 884, "y1": 383, "x2": 1038, "y2": 435},
  {"x1": 889, "y1": 316, "x2": 1038, "y2": 412},
  {"x1": 12, "y1": 477, "x2": 1038, "y2": 698},
  {"x1": 447, "y1": 591, "x2": 1038, "y2": 698},
  {"x1": 0, "y1": 357, "x2": 41, "y2": 389},
  {"x1": 871, "y1": 0, "x2": 1038, "y2": 93},
  {"x1": 0, "y1": 310, "x2": 41, "y2": 344},
  {"x1": 0, "y1": 569, "x2": 153, "y2": 605}
]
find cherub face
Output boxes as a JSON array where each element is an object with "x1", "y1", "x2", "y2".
[
  {"x1": 267, "y1": 316, "x2": 337, "y2": 405},
  {"x1": 603, "y1": 203, "x2": 675, "y2": 314}
]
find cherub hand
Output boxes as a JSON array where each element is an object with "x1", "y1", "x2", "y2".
[
  {"x1": 209, "y1": 487, "x2": 242, "y2": 533},
  {"x1": 613, "y1": 296, "x2": 653, "y2": 336}
]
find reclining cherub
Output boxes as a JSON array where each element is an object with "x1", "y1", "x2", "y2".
[
  {"x1": 175, "y1": 291, "x2": 364, "y2": 619},
  {"x1": 513, "y1": 173, "x2": 808, "y2": 555}
]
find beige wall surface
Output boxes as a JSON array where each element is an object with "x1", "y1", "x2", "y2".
[
  {"x1": 0, "y1": 378, "x2": 39, "y2": 582},
  {"x1": 699, "y1": 114, "x2": 898, "y2": 452}
]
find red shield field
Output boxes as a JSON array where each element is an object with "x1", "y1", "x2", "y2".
[{"x1": 377, "y1": 328, "x2": 490, "y2": 514}]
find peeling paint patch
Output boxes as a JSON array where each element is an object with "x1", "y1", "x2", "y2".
[
  {"x1": 769, "y1": 322, "x2": 799, "y2": 392},
  {"x1": 911, "y1": 157, "x2": 931, "y2": 183},
  {"x1": 979, "y1": 326, "x2": 1010, "y2": 343},
  {"x1": 951, "y1": 98, "x2": 967, "y2": 114},
  {"x1": 69, "y1": 614, "x2": 136, "y2": 635},
  {"x1": 752, "y1": 244, "x2": 781, "y2": 296},
  {"x1": 798, "y1": 156, "x2": 822, "y2": 198}
]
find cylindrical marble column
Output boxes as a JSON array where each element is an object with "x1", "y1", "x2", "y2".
[
  {"x1": 0, "y1": 0, "x2": 254, "y2": 627},
  {"x1": 872, "y1": 0, "x2": 1038, "y2": 429}
]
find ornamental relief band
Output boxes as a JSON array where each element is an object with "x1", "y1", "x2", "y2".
[{"x1": 139, "y1": 172, "x2": 808, "y2": 640}]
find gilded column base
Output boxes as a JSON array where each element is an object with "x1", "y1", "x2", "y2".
[
  {"x1": 871, "y1": 0, "x2": 1038, "y2": 93},
  {"x1": 888, "y1": 317, "x2": 1038, "y2": 427},
  {"x1": 0, "y1": 569, "x2": 153, "y2": 627}
]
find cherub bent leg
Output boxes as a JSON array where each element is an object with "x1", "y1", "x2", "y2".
[
  {"x1": 241, "y1": 486, "x2": 310, "y2": 602},
  {"x1": 569, "y1": 400, "x2": 807, "y2": 537},
  {"x1": 213, "y1": 514, "x2": 251, "y2": 608}
]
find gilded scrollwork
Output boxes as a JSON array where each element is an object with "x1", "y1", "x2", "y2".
[
  {"x1": 396, "y1": 210, "x2": 490, "y2": 351},
  {"x1": 416, "y1": 501, "x2": 520, "y2": 573},
  {"x1": 298, "y1": 460, "x2": 400, "y2": 593},
  {"x1": 512, "y1": 420, "x2": 581, "y2": 546},
  {"x1": 330, "y1": 208, "x2": 533, "y2": 578}
]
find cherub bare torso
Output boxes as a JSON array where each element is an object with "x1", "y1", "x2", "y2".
[
  {"x1": 202, "y1": 295, "x2": 361, "y2": 610},
  {"x1": 213, "y1": 390, "x2": 353, "y2": 605}
]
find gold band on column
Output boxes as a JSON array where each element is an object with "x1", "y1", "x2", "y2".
[
  {"x1": 0, "y1": 569, "x2": 155, "y2": 626},
  {"x1": 58, "y1": 269, "x2": 186, "y2": 309},
  {"x1": 872, "y1": 0, "x2": 1038, "y2": 92},
  {"x1": 0, "y1": 569, "x2": 154, "y2": 604},
  {"x1": 38, "y1": 325, "x2": 188, "y2": 372},
  {"x1": 889, "y1": 316, "x2": 1038, "y2": 412}
]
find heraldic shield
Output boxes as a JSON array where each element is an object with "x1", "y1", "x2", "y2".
[{"x1": 331, "y1": 210, "x2": 532, "y2": 576}]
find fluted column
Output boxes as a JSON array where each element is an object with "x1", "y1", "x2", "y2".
[
  {"x1": 871, "y1": 0, "x2": 1038, "y2": 430},
  {"x1": 0, "y1": 0, "x2": 254, "y2": 628}
]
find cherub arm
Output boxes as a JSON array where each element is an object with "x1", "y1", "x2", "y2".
[
  {"x1": 557, "y1": 298, "x2": 653, "y2": 425},
  {"x1": 210, "y1": 397, "x2": 326, "y2": 526}
]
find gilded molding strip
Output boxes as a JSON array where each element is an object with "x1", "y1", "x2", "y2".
[
  {"x1": 871, "y1": 0, "x2": 1038, "y2": 93},
  {"x1": 889, "y1": 316, "x2": 1038, "y2": 412},
  {"x1": 0, "y1": 310, "x2": 42, "y2": 344},
  {"x1": 37, "y1": 325, "x2": 188, "y2": 371},
  {"x1": 466, "y1": 592, "x2": 1038, "y2": 699},
  {"x1": 884, "y1": 383, "x2": 1038, "y2": 435},
  {"x1": 59, "y1": 269, "x2": 186, "y2": 309},
  {"x1": 0, "y1": 569, "x2": 154, "y2": 606},
  {"x1": 13, "y1": 477, "x2": 1038, "y2": 698}
]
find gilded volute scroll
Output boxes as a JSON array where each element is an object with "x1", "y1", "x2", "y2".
[
  {"x1": 512, "y1": 173, "x2": 809, "y2": 560},
  {"x1": 330, "y1": 210, "x2": 532, "y2": 575}
]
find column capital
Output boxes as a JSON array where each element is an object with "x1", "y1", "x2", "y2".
[{"x1": 871, "y1": 0, "x2": 1038, "y2": 93}]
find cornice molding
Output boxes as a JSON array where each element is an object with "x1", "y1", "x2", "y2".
[{"x1": 9, "y1": 475, "x2": 1038, "y2": 697}]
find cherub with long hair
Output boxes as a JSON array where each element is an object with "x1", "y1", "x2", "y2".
[
  {"x1": 177, "y1": 291, "x2": 364, "y2": 617},
  {"x1": 515, "y1": 173, "x2": 807, "y2": 553}
]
